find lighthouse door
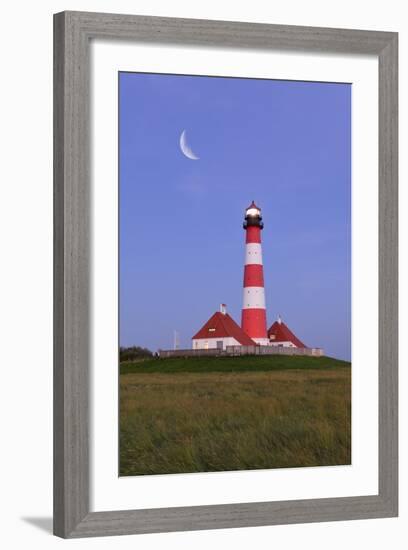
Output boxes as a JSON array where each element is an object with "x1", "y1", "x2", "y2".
[{"x1": 216, "y1": 340, "x2": 223, "y2": 350}]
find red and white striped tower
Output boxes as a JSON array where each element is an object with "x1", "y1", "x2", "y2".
[{"x1": 241, "y1": 201, "x2": 269, "y2": 345}]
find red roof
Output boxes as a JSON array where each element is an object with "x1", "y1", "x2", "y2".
[
  {"x1": 192, "y1": 312, "x2": 256, "y2": 346},
  {"x1": 267, "y1": 320, "x2": 306, "y2": 348},
  {"x1": 247, "y1": 200, "x2": 260, "y2": 210}
]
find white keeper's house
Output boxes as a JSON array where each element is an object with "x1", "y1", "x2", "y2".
[
  {"x1": 267, "y1": 316, "x2": 306, "y2": 348},
  {"x1": 192, "y1": 304, "x2": 256, "y2": 351}
]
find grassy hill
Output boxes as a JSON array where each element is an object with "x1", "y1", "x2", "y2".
[
  {"x1": 120, "y1": 355, "x2": 351, "y2": 476},
  {"x1": 120, "y1": 354, "x2": 349, "y2": 375}
]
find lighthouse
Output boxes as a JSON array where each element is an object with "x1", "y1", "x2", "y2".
[
  {"x1": 188, "y1": 201, "x2": 318, "y2": 355},
  {"x1": 241, "y1": 201, "x2": 269, "y2": 345}
]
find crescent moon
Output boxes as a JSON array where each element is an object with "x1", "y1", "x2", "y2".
[{"x1": 179, "y1": 130, "x2": 200, "y2": 160}]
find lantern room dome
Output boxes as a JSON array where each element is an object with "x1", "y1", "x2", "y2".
[{"x1": 245, "y1": 201, "x2": 261, "y2": 217}]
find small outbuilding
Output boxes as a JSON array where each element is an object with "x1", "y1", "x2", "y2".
[
  {"x1": 267, "y1": 316, "x2": 307, "y2": 348},
  {"x1": 192, "y1": 304, "x2": 256, "y2": 351}
]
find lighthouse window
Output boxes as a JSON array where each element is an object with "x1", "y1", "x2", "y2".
[{"x1": 209, "y1": 328, "x2": 215, "y2": 332}]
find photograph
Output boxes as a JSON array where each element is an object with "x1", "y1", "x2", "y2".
[
  {"x1": 119, "y1": 71, "x2": 351, "y2": 477},
  {"x1": 0, "y1": 1, "x2": 400, "y2": 544}
]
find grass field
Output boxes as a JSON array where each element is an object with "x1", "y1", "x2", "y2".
[{"x1": 120, "y1": 355, "x2": 351, "y2": 476}]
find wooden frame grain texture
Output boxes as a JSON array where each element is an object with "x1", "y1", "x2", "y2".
[{"x1": 53, "y1": 11, "x2": 398, "y2": 538}]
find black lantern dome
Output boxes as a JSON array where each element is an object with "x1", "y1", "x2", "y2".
[{"x1": 243, "y1": 201, "x2": 264, "y2": 229}]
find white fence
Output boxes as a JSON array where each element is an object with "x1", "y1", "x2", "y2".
[
  {"x1": 158, "y1": 346, "x2": 324, "y2": 358},
  {"x1": 226, "y1": 345, "x2": 324, "y2": 357}
]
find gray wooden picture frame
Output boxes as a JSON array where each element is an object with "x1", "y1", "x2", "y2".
[{"x1": 53, "y1": 11, "x2": 398, "y2": 538}]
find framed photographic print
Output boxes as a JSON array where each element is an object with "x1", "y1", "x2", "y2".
[{"x1": 53, "y1": 11, "x2": 398, "y2": 538}]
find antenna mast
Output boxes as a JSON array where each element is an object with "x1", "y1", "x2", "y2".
[{"x1": 173, "y1": 330, "x2": 180, "y2": 350}]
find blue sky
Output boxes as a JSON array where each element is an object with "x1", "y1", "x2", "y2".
[{"x1": 119, "y1": 72, "x2": 351, "y2": 360}]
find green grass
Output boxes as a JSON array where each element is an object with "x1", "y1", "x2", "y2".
[
  {"x1": 120, "y1": 356, "x2": 351, "y2": 476},
  {"x1": 120, "y1": 354, "x2": 349, "y2": 374}
]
